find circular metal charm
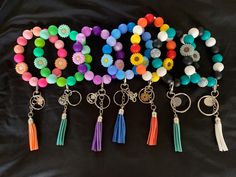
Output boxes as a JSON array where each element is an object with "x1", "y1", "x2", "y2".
[
  {"x1": 113, "y1": 90, "x2": 129, "y2": 107},
  {"x1": 138, "y1": 87, "x2": 155, "y2": 104},
  {"x1": 58, "y1": 95, "x2": 67, "y2": 106},
  {"x1": 170, "y1": 93, "x2": 191, "y2": 113},
  {"x1": 68, "y1": 90, "x2": 82, "y2": 106},
  {"x1": 197, "y1": 95, "x2": 219, "y2": 117},
  {"x1": 87, "y1": 93, "x2": 97, "y2": 105},
  {"x1": 30, "y1": 94, "x2": 45, "y2": 110},
  {"x1": 95, "y1": 94, "x2": 111, "y2": 110}
]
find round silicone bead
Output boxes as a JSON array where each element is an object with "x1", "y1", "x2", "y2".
[
  {"x1": 150, "y1": 48, "x2": 161, "y2": 58},
  {"x1": 81, "y1": 26, "x2": 92, "y2": 37},
  {"x1": 14, "y1": 45, "x2": 24, "y2": 54},
  {"x1": 152, "y1": 72, "x2": 160, "y2": 82},
  {"x1": 69, "y1": 31, "x2": 78, "y2": 41},
  {"x1": 108, "y1": 65, "x2": 118, "y2": 75},
  {"x1": 84, "y1": 71, "x2": 94, "y2": 81},
  {"x1": 22, "y1": 72, "x2": 32, "y2": 81},
  {"x1": 57, "y1": 77, "x2": 67, "y2": 87},
  {"x1": 101, "y1": 29, "x2": 110, "y2": 39},
  {"x1": 23, "y1": 30, "x2": 33, "y2": 40},
  {"x1": 74, "y1": 72, "x2": 84, "y2": 81},
  {"x1": 32, "y1": 27, "x2": 41, "y2": 37},
  {"x1": 84, "y1": 54, "x2": 93, "y2": 63},
  {"x1": 136, "y1": 64, "x2": 146, "y2": 75},
  {"x1": 205, "y1": 37, "x2": 216, "y2": 47},
  {"x1": 142, "y1": 71, "x2": 152, "y2": 81},
  {"x1": 142, "y1": 32, "x2": 151, "y2": 41},
  {"x1": 67, "y1": 76, "x2": 76, "y2": 86},
  {"x1": 49, "y1": 36, "x2": 58, "y2": 43},
  {"x1": 17, "y1": 36, "x2": 27, "y2": 46},
  {"x1": 57, "y1": 48, "x2": 67, "y2": 58},
  {"x1": 93, "y1": 26, "x2": 102, "y2": 36},
  {"x1": 145, "y1": 13, "x2": 154, "y2": 23},
  {"x1": 198, "y1": 77, "x2": 208, "y2": 87},
  {"x1": 38, "y1": 78, "x2": 48, "y2": 88},
  {"x1": 114, "y1": 42, "x2": 123, "y2": 52},
  {"x1": 115, "y1": 59, "x2": 124, "y2": 70},
  {"x1": 188, "y1": 28, "x2": 199, "y2": 38},
  {"x1": 160, "y1": 24, "x2": 169, "y2": 31},
  {"x1": 103, "y1": 75, "x2": 112, "y2": 84},
  {"x1": 154, "y1": 17, "x2": 164, "y2": 27},
  {"x1": 125, "y1": 70, "x2": 134, "y2": 80},
  {"x1": 106, "y1": 36, "x2": 116, "y2": 46},
  {"x1": 40, "y1": 29, "x2": 50, "y2": 40},
  {"x1": 14, "y1": 54, "x2": 24, "y2": 63},
  {"x1": 212, "y1": 54, "x2": 223, "y2": 63},
  {"x1": 138, "y1": 17, "x2": 148, "y2": 28},
  {"x1": 207, "y1": 77, "x2": 217, "y2": 87},
  {"x1": 78, "y1": 64, "x2": 88, "y2": 73},
  {"x1": 40, "y1": 67, "x2": 51, "y2": 77},
  {"x1": 180, "y1": 75, "x2": 190, "y2": 85},
  {"x1": 133, "y1": 25, "x2": 144, "y2": 35},
  {"x1": 190, "y1": 73, "x2": 201, "y2": 83},
  {"x1": 127, "y1": 22, "x2": 135, "y2": 32},
  {"x1": 118, "y1": 24, "x2": 128, "y2": 34},
  {"x1": 111, "y1": 29, "x2": 121, "y2": 39},
  {"x1": 102, "y1": 44, "x2": 112, "y2": 54},
  {"x1": 167, "y1": 50, "x2": 176, "y2": 59},
  {"x1": 152, "y1": 58, "x2": 162, "y2": 69},
  {"x1": 166, "y1": 41, "x2": 176, "y2": 50},
  {"x1": 29, "y1": 77, "x2": 38, "y2": 87},
  {"x1": 35, "y1": 38, "x2": 45, "y2": 48},
  {"x1": 33, "y1": 48, "x2": 44, "y2": 57},
  {"x1": 130, "y1": 34, "x2": 141, "y2": 44},
  {"x1": 48, "y1": 25, "x2": 58, "y2": 35},
  {"x1": 166, "y1": 28, "x2": 176, "y2": 38},
  {"x1": 201, "y1": 30, "x2": 211, "y2": 41},
  {"x1": 93, "y1": 75, "x2": 102, "y2": 85},
  {"x1": 184, "y1": 35, "x2": 194, "y2": 44},
  {"x1": 116, "y1": 70, "x2": 125, "y2": 80},
  {"x1": 156, "y1": 67, "x2": 167, "y2": 77},
  {"x1": 52, "y1": 68, "x2": 62, "y2": 77},
  {"x1": 55, "y1": 40, "x2": 64, "y2": 49},
  {"x1": 73, "y1": 42, "x2": 83, "y2": 52},
  {"x1": 213, "y1": 63, "x2": 224, "y2": 72},
  {"x1": 157, "y1": 31, "x2": 168, "y2": 42},
  {"x1": 184, "y1": 65, "x2": 196, "y2": 76},
  {"x1": 76, "y1": 33, "x2": 86, "y2": 44},
  {"x1": 47, "y1": 74, "x2": 57, "y2": 84}
]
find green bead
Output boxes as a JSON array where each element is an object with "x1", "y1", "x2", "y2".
[
  {"x1": 40, "y1": 67, "x2": 51, "y2": 77},
  {"x1": 212, "y1": 54, "x2": 223, "y2": 63},
  {"x1": 57, "y1": 77, "x2": 67, "y2": 87},
  {"x1": 152, "y1": 58, "x2": 162, "y2": 69},
  {"x1": 184, "y1": 35, "x2": 194, "y2": 44},
  {"x1": 47, "y1": 74, "x2": 57, "y2": 84},
  {"x1": 180, "y1": 75, "x2": 190, "y2": 85},
  {"x1": 85, "y1": 63, "x2": 91, "y2": 71},
  {"x1": 58, "y1": 24, "x2": 70, "y2": 38},
  {"x1": 69, "y1": 30, "x2": 78, "y2": 41},
  {"x1": 66, "y1": 76, "x2": 76, "y2": 86},
  {"x1": 40, "y1": 29, "x2": 50, "y2": 40},
  {"x1": 201, "y1": 30, "x2": 211, "y2": 41},
  {"x1": 82, "y1": 45, "x2": 91, "y2": 54},
  {"x1": 74, "y1": 72, "x2": 84, "y2": 82},
  {"x1": 207, "y1": 77, "x2": 217, "y2": 87},
  {"x1": 190, "y1": 73, "x2": 200, "y2": 83},
  {"x1": 35, "y1": 38, "x2": 45, "y2": 48},
  {"x1": 48, "y1": 25, "x2": 58, "y2": 35},
  {"x1": 33, "y1": 47, "x2": 44, "y2": 57},
  {"x1": 85, "y1": 54, "x2": 92, "y2": 63},
  {"x1": 34, "y1": 57, "x2": 48, "y2": 69}
]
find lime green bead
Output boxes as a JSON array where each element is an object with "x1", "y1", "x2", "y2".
[
  {"x1": 33, "y1": 48, "x2": 44, "y2": 57},
  {"x1": 35, "y1": 38, "x2": 45, "y2": 48},
  {"x1": 69, "y1": 31, "x2": 78, "y2": 41},
  {"x1": 74, "y1": 72, "x2": 84, "y2": 82},
  {"x1": 57, "y1": 77, "x2": 67, "y2": 87},
  {"x1": 48, "y1": 25, "x2": 58, "y2": 35},
  {"x1": 85, "y1": 54, "x2": 92, "y2": 63},
  {"x1": 40, "y1": 67, "x2": 51, "y2": 77},
  {"x1": 66, "y1": 76, "x2": 76, "y2": 86}
]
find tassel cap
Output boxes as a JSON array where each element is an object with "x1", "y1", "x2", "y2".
[
  {"x1": 152, "y1": 111, "x2": 157, "y2": 117},
  {"x1": 174, "y1": 117, "x2": 179, "y2": 124},
  {"x1": 97, "y1": 116, "x2": 103, "y2": 122},
  {"x1": 119, "y1": 109, "x2": 124, "y2": 115}
]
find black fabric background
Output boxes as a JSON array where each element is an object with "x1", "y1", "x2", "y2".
[{"x1": 0, "y1": 0, "x2": 236, "y2": 177}]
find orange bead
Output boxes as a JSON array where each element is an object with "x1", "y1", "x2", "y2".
[
  {"x1": 137, "y1": 18, "x2": 148, "y2": 28},
  {"x1": 14, "y1": 45, "x2": 24, "y2": 54},
  {"x1": 166, "y1": 41, "x2": 176, "y2": 50},
  {"x1": 154, "y1": 17, "x2": 164, "y2": 27},
  {"x1": 55, "y1": 58, "x2": 67, "y2": 70},
  {"x1": 136, "y1": 64, "x2": 146, "y2": 75}
]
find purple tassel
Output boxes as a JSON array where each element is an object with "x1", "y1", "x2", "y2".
[{"x1": 91, "y1": 116, "x2": 103, "y2": 152}]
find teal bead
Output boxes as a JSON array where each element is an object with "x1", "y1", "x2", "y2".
[
  {"x1": 69, "y1": 30, "x2": 78, "y2": 41},
  {"x1": 207, "y1": 77, "x2": 217, "y2": 87},
  {"x1": 152, "y1": 58, "x2": 162, "y2": 69},
  {"x1": 47, "y1": 74, "x2": 57, "y2": 84},
  {"x1": 212, "y1": 54, "x2": 223, "y2": 63},
  {"x1": 201, "y1": 30, "x2": 211, "y2": 41},
  {"x1": 85, "y1": 63, "x2": 91, "y2": 71},
  {"x1": 166, "y1": 28, "x2": 176, "y2": 38},
  {"x1": 67, "y1": 76, "x2": 76, "y2": 86},
  {"x1": 191, "y1": 42, "x2": 196, "y2": 49},
  {"x1": 180, "y1": 75, "x2": 190, "y2": 85},
  {"x1": 33, "y1": 47, "x2": 44, "y2": 57},
  {"x1": 190, "y1": 73, "x2": 201, "y2": 83},
  {"x1": 184, "y1": 35, "x2": 194, "y2": 44}
]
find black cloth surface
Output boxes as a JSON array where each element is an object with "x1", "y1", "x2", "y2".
[{"x1": 0, "y1": 0, "x2": 236, "y2": 177}]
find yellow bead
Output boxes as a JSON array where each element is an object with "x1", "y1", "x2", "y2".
[
  {"x1": 163, "y1": 58, "x2": 174, "y2": 71},
  {"x1": 151, "y1": 72, "x2": 160, "y2": 82},
  {"x1": 130, "y1": 34, "x2": 141, "y2": 44},
  {"x1": 160, "y1": 24, "x2": 169, "y2": 31},
  {"x1": 130, "y1": 53, "x2": 143, "y2": 66}
]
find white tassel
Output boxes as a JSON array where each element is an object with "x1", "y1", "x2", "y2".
[{"x1": 215, "y1": 117, "x2": 228, "y2": 152}]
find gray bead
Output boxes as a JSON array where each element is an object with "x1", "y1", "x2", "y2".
[
  {"x1": 150, "y1": 48, "x2": 161, "y2": 58},
  {"x1": 192, "y1": 50, "x2": 200, "y2": 62}
]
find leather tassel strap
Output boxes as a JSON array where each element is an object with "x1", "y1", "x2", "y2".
[
  {"x1": 56, "y1": 113, "x2": 67, "y2": 146},
  {"x1": 215, "y1": 117, "x2": 228, "y2": 152},
  {"x1": 147, "y1": 111, "x2": 158, "y2": 146},
  {"x1": 28, "y1": 118, "x2": 39, "y2": 151},
  {"x1": 173, "y1": 117, "x2": 182, "y2": 152},
  {"x1": 91, "y1": 116, "x2": 103, "y2": 152},
  {"x1": 112, "y1": 109, "x2": 126, "y2": 144}
]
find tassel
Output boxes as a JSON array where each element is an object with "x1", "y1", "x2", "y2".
[
  {"x1": 28, "y1": 118, "x2": 39, "y2": 151},
  {"x1": 112, "y1": 109, "x2": 126, "y2": 144},
  {"x1": 91, "y1": 116, "x2": 103, "y2": 152},
  {"x1": 147, "y1": 111, "x2": 158, "y2": 146},
  {"x1": 56, "y1": 113, "x2": 67, "y2": 146},
  {"x1": 215, "y1": 117, "x2": 228, "y2": 152},
  {"x1": 173, "y1": 117, "x2": 182, "y2": 152}
]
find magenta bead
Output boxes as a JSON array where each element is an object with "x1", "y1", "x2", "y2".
[
  {"x1": 114, "y1": 42, "x2": 123, "y2": 51},
  {"x1": 17, "y1": 36, "x2": 27, "y2": 46},
  {"x1": 22, "y1": 72, "x2": 32, "y2": 81},
  {"x1": 38, "y1": 78, "x2": 48, "y2": 88},
  {"x1": 49, "y1": 35, "x2": 58, "y2": 43},
  {"x1": 81, "y1": 26, "x2": 92, "y2": 37},
  {"x1": 57, "y1": 48, "x2": 67, "y2": 58},
  {"x1": 14, "y1": 54, "x2": 24, "y2": 63},
  {"x1": 77, "y1": 64, "x2": 88, "y2": 73},
  {"x1": 52, "y1": 68, "x2": 62, "y2": 77},
  {"x1": 76, "y1": 33, "x2": 86, "y2": 44},
  {"x1": 55, "y1": 40, "x2": 64, "y2": 49},
  {"x1": 29, "y1": 77, "x2": 38, "y2": 87},
  {"x1": 23, "y1": 30, "x2": 33, "y2": 40},
  {"x1": 93, "y1": 75, "x2": 102, "y2": 85},
  {"x1": 101, "y1": 29, "x2": 110, "y2": 40},
  {"x1": 84, "y1": 71, "x2": 94, "y2": 81},
  {"x1": 103, "y1": 75, "x2": 112, "y2": 84}
]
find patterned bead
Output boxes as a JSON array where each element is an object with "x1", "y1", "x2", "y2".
[
  {"x1": 150, "y1": 48, "x2": 161, "y2": 58},
  {"x1": 191, "y1": 51, "x2": 200, "y2": 62},
  {"x1": 58, "y1": 24, "x2": 70, "y2": 38},
  {"x1": 180, "y1": 44, "x2": 194, "y2": 56},
  {"x1": 34, "y1": 57, "x2": 48, "y2": 69}
]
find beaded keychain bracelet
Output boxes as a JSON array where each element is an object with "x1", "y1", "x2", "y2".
[
  {"x1": 33, "y1": 24, "x2": 83, "y2": 146},
  {"x1": 130, "y1": 13, "x2": 177, "y2": 146},
  {"x1": 179, "y1": 27, "x2": 228, "y2": 152}
]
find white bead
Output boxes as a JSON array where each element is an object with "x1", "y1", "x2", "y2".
[
  {"x1": 205, "y1": 37, "x2": 216, "y2": 47},
  {"x1": 198, "y1": 77, "x2": 208, "y2": 87},
  {"x1": 180, "y1": 34, "x2": 187, "y2": 44},
  {"x1": 188, "y1": 28, "x2": 199, "y2": 38},
  {"x1": 142, "y1": 71, "x2": 152, "y2": 81},
  {"x1": 184, "y1": 65, "x2": 196, "y2": 76},
  {"x1": 133, "y1": 25, "x2": 144, "y2": 35},
  {"x1": 156, "y1": 67, "x2": 167, "y2": 77},
  {"x1": 157, "y1": 31, "x2": 168, "y2": 42},
  {"x1": 213, "y1": 62, "x2": 224, "y2": 72}
]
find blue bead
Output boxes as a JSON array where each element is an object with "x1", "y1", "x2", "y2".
[
  {"x1": 125, "y1": 70, "x2": 134, "y2": 80},
  {"x1": 142, "y1": 32, "x2": 151, "y2": 41},
  {"x1": 145, "y1": 40, "x2": 153, "y2": 49},
  {"x1": 116, "y1": 70, "x2": 125, "y2": 80},
  {"x1": 106, "y1": 36, "x2": 116, "y2": 46},
  {"x1": 190, "y1": 73, "x2": 201, "y2": 83},
  {"x1": 132, "y1": 66, "x2": 138, "y2": 75},
  {"x1": 184, "y1": 35, "x2": 194, "y2": 44},
  {"x1": 152, "y1": 58, "x2": 162, "y2": 68},
  {"x1": 118, "y1": 24, "x2": 128, "y2": 34},
  {"x1": 212, "y1": 54, "x2": 223, "y2": 63},
  {"x1": 111, "y1": 29, "x2": 121, "y2": 39},
  {"x1": 180, "y1": 75, "x2": 190, "y2": 85},
  {"x1": 102, "y1": 44, "x2": 112, "y2": 54},
  {"x1": 144, "y1": 49, "x2": 151, "y2": 58},
  {"x1": 201, "y1": 30, "x2": 211, "y2": 41},
  {"x1": 166, "y1": 28, "x2": 176, "y2": 38},
  {"x1": 107, "y1": 65, "x2": 118, "y2": 75},
  {"x1": 127, "y1": 22, "x2": 135, "y2": 32},
  {"x1": 207, "y1": 77, "x2": 217, "y2": 87}
]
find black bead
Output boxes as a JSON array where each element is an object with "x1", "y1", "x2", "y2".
[
  {"x1": 193, "y1": 62, "x2": 200, "y2": 69},
  {"x1": 215, "y1": 71, "x2": 222, "y2": 80},
  {"x1": 174, "y1": 78, "x2": 181, "y2": 87},
  {"x1": 211, "y1": 46, "x2": 220, "y2": 53},
  {"x1": 153, "y1": 39, "x2": 162, "y2": 48},
  {"x1": 182, "y1": 56, "x2": 193, "y2": 65},
  {"x1": 198, "y1": 26, "x2": 204, "y2": 36},
  {"x1": 176, "y1": 30, "x2": 183, "y2": 38},
  {"x1": 162, "y1": 73, "x2": 173, "y2": 84}
]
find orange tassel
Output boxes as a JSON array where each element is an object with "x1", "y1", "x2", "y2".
[
  {"x1": 28, "y1": 118, "x2": 39, "y2": 151},
  {"x1": 147, "y1": 112, "x2": 158, "y2": 146}
]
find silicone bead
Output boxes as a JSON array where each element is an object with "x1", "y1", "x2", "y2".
[
  {"x1": 55, "y1": 40, "x2": 64, "y2": 49},
  {"x1": 136, "y1": 64, "x2": 146, "y2": 75},
  {"x1": 111, "y1": 29, "x2": 121, "y2": 39},
  {"x1": 138, "y1": 17, "x2": 148, "y2": 28},
  {"x1": 57, "y1": 77, "x2": 67, "y2": 87},
  {"x1": 118, "y1": 24, "x2": 128, "y2": 34},
  {"x1": 212, "y1": 54, "x2": 223, "y2": 63},
  {"x1": 40, "y1": 29, "x2": 50, "y2": 40},
  {"x1": 188, "y1": 28, "x2": 199, "y2": 38},
  {"x1": 77, "y1": 64, "x2": 88, "y2": 73},
  {"x1": 132, "y1": 66, "x2": 138, "y2": 75},
  {"x1": 156, "y1": 67, "x2": 167, "y2": 77},
  {"x1": 23, "y1": 30, "x2": 33, "y2": 40},
  {"x1": 205, "y1": 37, "x2": 216, "y2": 47},
  {"x1": 142, "y1": 71, "x2": 152, "y2": 81},
  {"x1": 17, "y1": 36, "x2": 27, "y2": 46},
  {"x1": 69, "y1": 31, "x2": 78, "y2": 41},
  {"x1": 49, "y1": 36, "x2": 58, "y2": 43},
  {"x1": 106, "y1": 36, "x2": 116, "y2": 47},
  {"x1": 146, "y1": 40, "x2": 154, "y2": 50},
  {"x1": 201, "y1": 30, "x2": 211, "y2": 41},
  {"x1": 125, "y1": 70, "x2": 134, "y2": 80},
  {"x1": 58, "y1": 24, "x2": 70, "y2": 38},
  {"x1": 101, "y1": 54, "x2": 113, "y2": 67},
  {"x1": 32, "y1": 26, "x2": 41, "y2": 37},
  {"x1": 190, "y1": 73, "x2": 201, "y2": 83},
  {"x1": 57, "y1": 48, "x2": 67, "y2": 58},
  {"x1": 47, "y1": 74, "x2": 57, "y2": 84},
  {"x1": 103, "y1": 75, "x2": 112, "y2": 84},
  {"x1": 198, "y1": 77, "x2": 208, "y2": 87},
  {"x1": 157, "y1": 31, "x2": 168, "y2": 42},
  {"x1": 167, "y1": 50, "x2": 176, "y2": 59},
  {"x1": 84, "y1": 71, "x2": 94, "y2": 81},
  {"x1": 33, "y1": 48, "x2": 44, "y2": 57},
  {"x1": 14, "y1": 54, "x2": 24, "y2": 63},
  {"x1": 144, "y1": 49, "x2": 151, "y2": 58},
  {"x1": 22, "y1": 72, "x2": 32, "y2": 81},
  {"x1": 81, "y1": 26, "x2": 92, "y2": 37},
  {"x1": 180, "y1": 75, "x2": 190, "y2": 85},
  {"x1": 40, "y1": 68, "x2": 51, "y2": 77},
  {"x1": 116, "y1": 51, "x2": 125, "y2": 59},
  {"x1": 166, "y1": 41, "x2": 176, "y2": 50},
  {"x1": 184, "y1": 35, "x2": 194, "y2": 44},
  {"x1": 52, "y1": 68, "x2": 62, "y2": 77},
  {"x1": 130, "y1": 53, "x2": 143, "y2": 66},
  {"x1": 142, "y1": 56, "x2": 149, "y2": 67},
  {"x1": 108, "y1": 65, "x2": 118, "y2": 75},
  {"x1": 151, "y1": 72, "x2": 160, "y2": 82},
  {"x1": 166, "y1": 28, "x2": 176, "y2": 38},
  {"x1": 34, "y1": 38, "x2": 45, "y2": 48},
  {"x1": 180, "y1": 44, "x2": 194, "y2": 56},
  {"x1": 85, "y1": 54, "x2": 93, "y2": 63},
  {"x1": 163, "y1": 58, "x2": 174, "y2": 70},
  {"x1": 14, "y1": 45, "x2": 24, "y2": 54},
  {"x1": 15, "y1": 62, "x2": 28, "y2": 74},
  {"x1": 207, "y1": 77, "x2": 217, "y2": 87},
  {"x1": 191, "y1": 42, "x2": 196, "y2": 49},
  {"x1": 38, "y1": 78, "x2": 48, "y2": 88},
  {"x1": 130, "y1": 34, "x2": 141, "y2": 44},
  {"x1": 152, "y1": 39, "x2": 162, "y2": 48},
  {"x1": 192, "y1": 51, "x2": 200, "y2": 62},
  {"x1": 93, "y1": 26, "x2": 102, "y2": 36},
  {"x1": 145, "y1": 13, "x2": 154, "y2": 23},
  {"x1": 55, "y1": 58, "x2": 67, "y2": 70},
  {"x1": 160, "y1": 24, "x2": 169, "y2": 31},
  {"x1": 72, "y1": 52, "x2": 85, "y2": 65},
  {"x1": 154, "y1": 17, "x2": 164, "y2": 27},
  {"x1": 130, "y1": 44, "x2": 141, "y2": 53},
  {"x1": 116, "y1": 70, "x2": 125, "y2": 80},
  {"x1": 76, "y1": 33, "x2": 86, "y2": 44},
  {"x1": 133, "y1": 25, "x2": 144, "y2": 35},
  {"x1": 101, "y1": 29, "x2": 110, "y2": 39},
  {"x1": 152, "y1": 58, "x2": 162, "y2": 69},
  {"x1": 29, "y1": 77, "x2": 38, "y2": 87},
  {"x1": 48, "y1": 25, "x2": 58, "y2": 35},
  {"x1": 127, "y1": 22, "x2": 136, "y2": 32},
  {"x1": 73, "y1": 42, "x2": 82, "y2": 52},
  {"x1": 142, "y1": 32, "x2": 151, "y2": 41},
  {"x1": 183, "y1": 56, "x2": 193, "y2": 65},
  {"x1": 93, "y1": 75, "x2": 102, "y2": 85},
  {"x1": 184, "y1": 65, "x2": 196, "y2": 76},
  {"x1": 115, "y1": 59, "x2": 124, "y2": 70},
  {"x1": 211, "y1": 46, "x2": 220, "y2": 53},
  {"x1": 67, "y1": 76, "x2": 76, "y2": 86},
  {"x1": 150, "y1": 48, "x2": 161, "y2": 58},
  {"x1": 82, "y1": 45, "x2": 91, "y2": 54},
  {"x1": 102, "y1": 44, "x2": 112, "y2": 54},
  {"x1": 215, "y1": 71, "x2": 222, "y2": 80},
  {"x1": 74, "y1": 72, "x2": 84, "y2": 81},
  {"x1": 34, "y1": 57, "x2": 48, "y2": 69},
  {"x1": 213, "y1": 63, "x2": 224, "y2": 72}
]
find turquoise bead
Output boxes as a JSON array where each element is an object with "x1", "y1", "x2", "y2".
[
  {"x1": 166, "y1": 28, "x2": 176, "y2": 38},
  {"x1": 67, "y1": 76, "x2": 76, "y2": 86},
  {"x1": 212, "y1": 54, "x2": 223, "y2": 63},
  {"x1": 207, "y1": 77, "x2": 217, "y2": 87},
  {"x1": 184, "y1": 35, "x2": 194, "y2": 44},
  {"x1": 152, "y1": 58, "x2": 162, "y2": 69},
  {"x1": 191, "y1": 42, "x2": 196, "y2": 49},
  {"x1": 116, "y1": 70, "x2": 125, "y2": 80},
  {"x1": 33, "y1": 47, "x2": 44, "y2": 57},
  {"x1": 145, "y1": 40, "x2": 153, "y2": 49},
  {"x1": 69, "y1": 31, "x2": 78, "y2": 41},
  {"x1": 111, "y1": 29, "x2": 121, "y2": 39},
  {"x1": 40, "y1": 29, "x2": 50, "y2": 40},
  {"x1": 201, "y1": 30, "x2": 211, "y2": 41},
  {"x1": 190, "y1": 73, "x2": 201, "y2": 83},
  {"x1": 47, "y1": 74, "x2": 57, "y2": 84},
  {"x1": 180, "y1": 75, "x2": 190, "y2": 85}
]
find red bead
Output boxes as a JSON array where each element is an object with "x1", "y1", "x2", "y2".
[
  {"x1": 145, "y1": 13, "x2": 154, "y2": 24},
  {"x1": 130, "y1": 44, "x2": 141, "y2": 53},
  {"x1": 167, "y1": 50, "x2": 176, "y2": 59}
]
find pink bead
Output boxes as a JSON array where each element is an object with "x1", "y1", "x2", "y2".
[
  {"x1": 38, "y1": 78, "x2": 48, "y2": 88},
  {"x1": 101, "y1": 29, "x2": 110, "y2": 40},
  {"x1": 57, "y1": 48, "x2": 67, "y2": 58},
  {"x1": 93, "y1": 75, "x2": 102, "y2": 85},
  {"x1": 52, "y1": 68, "x2": 62, "y2": 77},
  {"x1": 14, "y1": 54, "x2": 24, "y2": 63},
  {"x1": 32, "y1": 26, "x2": 41, "y2": 37},
  {"x1": 17, "y1": 36, "x2": 27, "y2": 46},
  {"x1": 81, "y1": 26, "x2": 92, "y2": 37},
  {"x1": 115, "y1": 59, "x2": 124, "y2": 70},
  {"x1": 84, "y1": 71, "x2": 94, "y2": 81},
  {"x1": 22, "y1": 72, "x2": 32, "y2": 81},
  {"x1": 55, "y1": 40, "x2": 64, "y2": 49},
  {"x1": 76, "y1": 33, "x2": 86, "y2": 44},
  {"x1": 114, "y1": 42, "x2": 123, "y2": 51},
  {"x1": 103, "y1": 75, "x2": 112, "y2": 84},
  {"x1": 14, "y1": 45, "x2": 24, "y2": 54},
  {"x1": 49, "y1": 35, "x2": 58, "y2": 43},
  {"x1": 29, "y1": 77, "x2": 38, "y2": 87},
  {"x1": 23, "y1": 30, "x2": 33, "y2": 40}
]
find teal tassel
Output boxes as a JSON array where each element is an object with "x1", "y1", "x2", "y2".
[
  {"x1": 56, "y1": 113, "x2": 67, "y2": 146},
  {"x1": 173, "y1": 117, "x2": 182, "y2": 152}
]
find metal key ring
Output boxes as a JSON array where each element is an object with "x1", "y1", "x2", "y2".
[
  {"x1": 113, "y1": 90, "x2": 129, "y2": 107},
  {"x1": 95, "y1": 94, "x2": 111, "y2": 110},
  {"x1": 68, "y1": 90, "x2": 82, "y2": 106},
  {"x1": 170, "y1": 92, "x2": 191, "y2": 113},
  {"x1": 197, "y1": 95, "x2": 219, "y2": 116}
]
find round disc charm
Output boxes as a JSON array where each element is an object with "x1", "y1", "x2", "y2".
[
  {"x1": 172, "y1": 96, "x2": 182, "y2": 107},
  {"x1": 138, "y1": 87, "x2": 155, "y2": 104},
  {"x1": 87, "y1": 93, "x2": 97, "y2": 104},
  {"x1": 170, "y1": 92, "x2": 191, "y2": 113},
  {"x1": 197, "y1": 95, "x2": 219, "y2": 117},
  {"x1": 30, "y1": 94, "x2": 45, "y2": 110},
  {"x1": 204, "y1": 97, "x2": 214, "y2": 107}
]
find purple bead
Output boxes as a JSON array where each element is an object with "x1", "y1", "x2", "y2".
[
  {"x1": 81, "y1": 26, "x2": 92, "y2": 37},
  {"x1": 73, "y1": 42, "x2": 82, "y2": 52},
  {"x1": 93, "y1": 26, "x2": 102, "y2": 36},
  {"x1": 76, "y1": 33, "x2": 86, "y2": 44},
  {"x1": 116, "y1": 51, "x2": 125, "y2": 59},
  {"x1": 101, "y1": 29, "x2": 110, "y2": 40},
  {"x1": 93, "y1": 75, "x2": 102, "y2": 85},
  {"x1": 77, "y1": 64, "x2": 87, "y2": 73}
]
